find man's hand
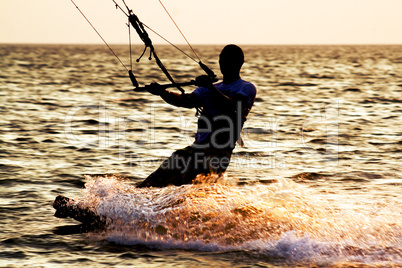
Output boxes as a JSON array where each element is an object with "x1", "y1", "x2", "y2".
[
  {"x1": 145, "y1": 82, "x2": 166, "y2": 96},
  {"x1": 195, "y1": 75, "x2": 214, "y2": 88}
]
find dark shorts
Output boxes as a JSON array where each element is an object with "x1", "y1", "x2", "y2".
[{"x1": 137, "y1": 146, "x2": 233, "y2": 187}]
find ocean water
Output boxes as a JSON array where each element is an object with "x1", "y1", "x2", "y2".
[{"x1": 0, "y1": 44, "x2": 401, "y2": 267}]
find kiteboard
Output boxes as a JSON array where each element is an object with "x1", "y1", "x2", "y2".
[{"x1": 53, "y1": 195, "x2": 107, "y2": 229}]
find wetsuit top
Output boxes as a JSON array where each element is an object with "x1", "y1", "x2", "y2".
[{"x1": 192, "y1": 78, "x2": 257, "y2": 150}]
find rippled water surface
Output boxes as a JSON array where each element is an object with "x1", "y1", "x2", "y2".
[{"x1": 1, "y1": 44, "x2": 401, "y2": 267}]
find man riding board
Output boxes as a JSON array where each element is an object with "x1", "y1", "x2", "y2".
[{"x1": 137, "y1": 44, "x2": 257, "y2": 187}]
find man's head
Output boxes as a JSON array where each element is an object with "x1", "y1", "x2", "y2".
[{"x1": 219, "y1": 44, "x2": 244, "y2": 76}]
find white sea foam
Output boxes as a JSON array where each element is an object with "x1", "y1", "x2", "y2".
[{"x1": 75, "y1": 175, "x2": 402, "y2": 266}]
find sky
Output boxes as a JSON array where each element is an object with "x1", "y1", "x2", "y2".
[{"x1": 1, "y1": 0, "x2": 402, "y2": 45}]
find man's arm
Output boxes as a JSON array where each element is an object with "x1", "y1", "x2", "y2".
[
  {"x1": 160, "y1": 91, "x2": 199, "y2": 109},
  {"x1": 144, "y1": 83, "x2": 199, "y2": 108}
]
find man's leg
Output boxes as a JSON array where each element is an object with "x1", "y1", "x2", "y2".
[
  {"x1": 136, "y1": 147, "x2": 233, "y2": 188},
  {"x1": 189, "y1": 148, "x2": 232, "y2": 184},
  {"x1": 136, "y1": 147, "x2": 194, "y2": 188}
]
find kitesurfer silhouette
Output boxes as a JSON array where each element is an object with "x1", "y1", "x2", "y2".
[{"x1": 137, "y1": 44, "x2": 257, "y2": 187}]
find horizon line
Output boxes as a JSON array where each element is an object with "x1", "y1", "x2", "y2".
[{"x1": 1, "y1": 42, "x2": 402, "y2": 46}]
